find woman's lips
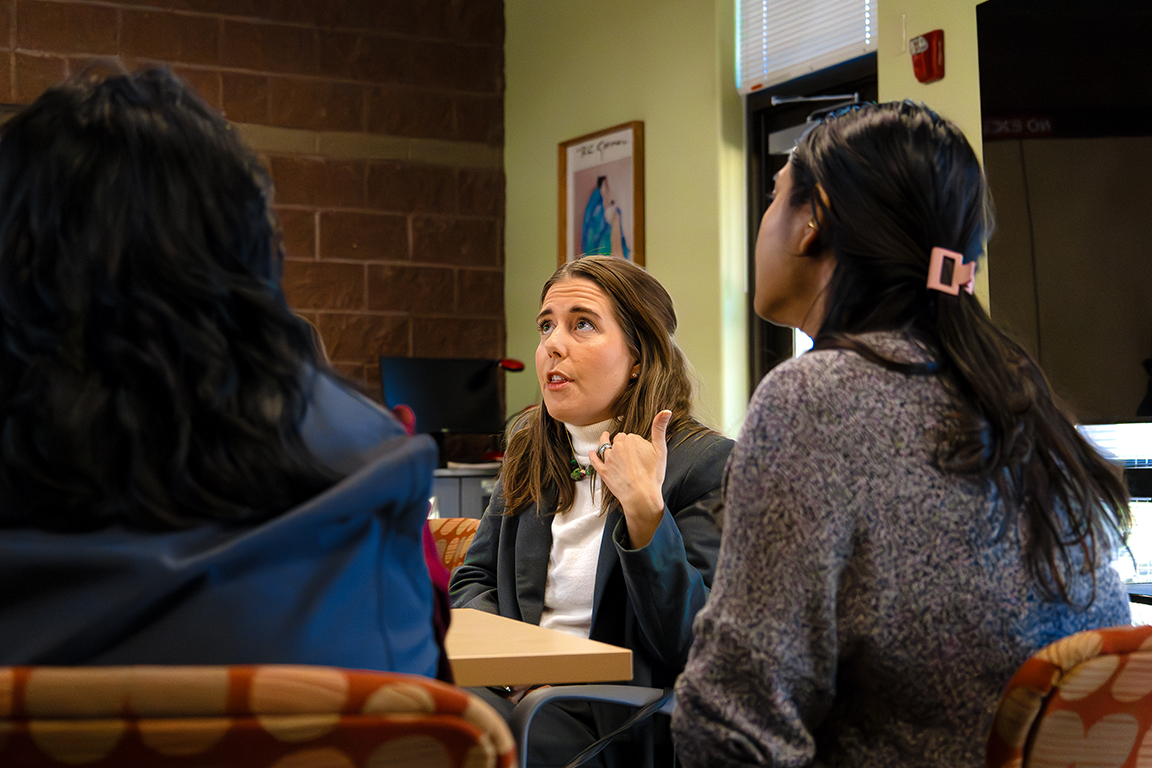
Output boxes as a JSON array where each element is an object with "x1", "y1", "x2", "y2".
[{"x1": 545, "y1": 373, "x2": 570, "y2": 391}]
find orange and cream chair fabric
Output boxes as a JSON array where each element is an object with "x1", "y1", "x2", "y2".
[
  {"x1": 0, "y1": 664, "x2": 515, "y2": 768},
  {"x1": 987, "y1": 624, "x2": 1152, "y2": 768},
  {"x1": 428, "y1": 517, "x2": 481, "y2": 573}
]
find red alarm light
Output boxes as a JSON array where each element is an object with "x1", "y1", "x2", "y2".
[{"x1": 910, "y1": 29, "x2": 945, "y2": 84}]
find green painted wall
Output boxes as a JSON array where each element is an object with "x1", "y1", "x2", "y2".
[
  {"x1": 504, "y1": 0, "x2": 992, "y2": 434},
  {"x1": 877, "y1": 0, "x2": 989, "y2": 303},
  {"x1": 503, "y1": 0, "x2": 747, "y2": 435}
]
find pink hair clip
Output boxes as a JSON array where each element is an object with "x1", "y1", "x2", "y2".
[{"x1": 926, "y1": 247, "x2": 975, "y2": 295}]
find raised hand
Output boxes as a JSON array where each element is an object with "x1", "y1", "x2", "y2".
[{"x1": 589, "y1": 409, "x2": 672, "y2": 548}]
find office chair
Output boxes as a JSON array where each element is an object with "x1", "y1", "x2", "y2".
[
  {"x1": 0, "y1": 664, "x2": 515, "y2": 767},
  {"x1": 510, "y1": 685, "x2": 675, "y2": 768},
  {"x1": 428, "y1": 517, "x2": 481, "y2": 573},
  {"x1": 987, "y1": 624, "x2": 1152, "y2": 768}
]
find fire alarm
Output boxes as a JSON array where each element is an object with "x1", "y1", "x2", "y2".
[{"x1": 910, "y1": 29, "x2": 944, "y2": 84}]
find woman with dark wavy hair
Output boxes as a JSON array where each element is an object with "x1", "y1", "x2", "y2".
[
  {"x1": 674, "y1": 102, "x2": 1131, "y2": 767},
  {"x1": 451, "y1": 255, "x2": 733, "y2": 766},
  {"x1": 0, "y1": 68, "x2": 442, "y2": 677}
]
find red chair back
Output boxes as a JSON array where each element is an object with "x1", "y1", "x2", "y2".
[
  {"x1": 988, "y1": 624, "x2": 1152, "y2": 768},
  {"x1": 0, "y1": 665, "x2": 515, "y2": 767},
  {"x1": 428, "y1": 517, "x2": 481, "y2": 573}
]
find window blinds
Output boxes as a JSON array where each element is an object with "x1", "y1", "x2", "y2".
[{"x1": 738, "y1": 0, "x2": 876, "y2": 94}]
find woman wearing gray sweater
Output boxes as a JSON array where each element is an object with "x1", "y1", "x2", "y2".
[{"x1": 673, "y1": 102, "x2": 1131, "y2": 767}]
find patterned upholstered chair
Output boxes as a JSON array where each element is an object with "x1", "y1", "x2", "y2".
[
  {"x1": 427, "y1": 517, "x2": 481, "y2": 573},
  {"x1": 987, "y1": 624, "x2": 1152, "y2": 768},
  {"x1": 0, "y1": 664, "x2": 515, "y2": 767}
]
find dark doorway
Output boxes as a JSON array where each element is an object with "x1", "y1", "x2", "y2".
[{"x1": 744, "y1": 55, "x2": 877, "y2": 394}]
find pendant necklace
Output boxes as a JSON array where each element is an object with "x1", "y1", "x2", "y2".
[
  {"x1": 569, "y1": 457, "x2": 596, "y2": 481},
  {"x1": 566, "y1": 431, "x2": 595, "y2": 481}
]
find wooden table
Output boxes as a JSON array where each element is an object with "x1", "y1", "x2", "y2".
[{"x1": 445, "y1": 608, "x2": 633, "y2": 688}]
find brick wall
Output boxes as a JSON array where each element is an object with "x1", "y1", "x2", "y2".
[{"x1": 0, "y1": 0, "x2": 506, "y2": 398}]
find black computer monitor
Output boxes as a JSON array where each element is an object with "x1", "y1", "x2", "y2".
[{"x1": 379, "y1": 357, "x2": 503, "y2": 435}]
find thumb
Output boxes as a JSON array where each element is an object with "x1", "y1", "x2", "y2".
[{"x1": 650, "y1": 410, "x2": 672, "y2": 450}]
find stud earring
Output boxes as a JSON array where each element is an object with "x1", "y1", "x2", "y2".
[
  {"x1": 630, "y1": 372, "x2": 638, "y2": 379},
  {"x1": 807, "y1": 220, "x2": 818, "y2": 230}
]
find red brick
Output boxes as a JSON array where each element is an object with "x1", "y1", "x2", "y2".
[
  {"x1": 455, "y1": 93, "x2": 502, "y2": 145},
  {"x1": 220, "y1": 20, "x2": 318, "y2": 76},
  {"x1": 269, "y1": 156, "x2": 324, "y2": 206},
  {"x1": 318, "y1": 30, "x2": 409, "y2": 84},
  {"x1": 366, "y1": 162, "x2": 455, "y2": 214},
  {"x1": 268, "y1": 76, "x2": 363, "y2": 132},
  {"x1": 365, "y1": 84, "x2": 453, "y2": 139},
  {"x1": 17, "y1": 0, "x2": 118, "y2": 54},
  {"x1": 458, "y1": 168, "x2": 504, "y2": 218},
  {"x1": 276, "y1": 207, "x2": 315, "y2": 259},
  {"x1": 456, "y1": 268, "x2": 503, "y2": 316},
  {"x1": 330, "y1": 0, "x2": 447, "y2": 37},
  {"x1": 367, "y1": 263, "x2": 453, "y2": 312},
  {"x1": 129, "y1": 0, "x2": 279, "y2": 18},
  {"x1": 410, "y1": 41, "x2": 500, "y2": 93},
  {"x1": 318, "y1": 159, "x2": 368, "y2": 208},
  {"x1": 0, "y1": 4, "x2": 11, "y2": 50},
  {"x1": 283, "y1": 259, "x2": 365, "y2": 311},
  {"x1": 412, "y1": 316, "x2": 500, "y2": 358},
  {"x1": 171, "y1": 66, "x2": 222, "y2": 110},
  {"x1": 318, "y1": 312, "x2": 409, "y2": 359},
  {"x1": 270, "y1": 156, "x2": 366, "y2": 208},
  {"x1": 14, "y1": 52, "x2": 65, "y2": 103},
  {"x1": 412, "y1": 216, "x2": 497, "y2": 267},
  {"x1": 448, "y1": 0, "x2": 504, "y2": 44},
  {"x1": 209, "y1": 0, "x2": 273, "y2": 18},
  {"x1": 220, "y1": 71, "x2": 268, "y2": 124},
  {"x1": 255, "y1": 0, "x2": 328, "y2": 26},
  {"x1": 108, "y1": 0, "x2": 178, "y2": 7},
  {"x1": 121, "y1": 10, "x2": 219, "y2": 66},
  {"x1": 0, "y1": 58, "x2": 12, "y2": 103},
  {"x1": 320, "y1": 212, "x2": 408, "y2": 262}
]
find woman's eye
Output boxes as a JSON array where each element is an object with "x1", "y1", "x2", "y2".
[
  {"x1": 575, "y1": 319, "x2": 595, "y2": 331},
  {"x1": 538, "y1": 320, "x2": 553, "y2": 334}
]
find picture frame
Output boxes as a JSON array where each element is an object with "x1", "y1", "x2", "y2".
[{"x1": 558, "y1": 121, "x2": 644, "y2": 266}]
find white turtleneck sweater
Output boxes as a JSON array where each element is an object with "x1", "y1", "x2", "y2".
[{"x1": 539, "y1": 418, "x2": 614, "y2": 639}]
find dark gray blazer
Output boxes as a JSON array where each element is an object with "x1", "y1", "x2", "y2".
[{"x1": 449, "y1": 429, "x2": 733, "y2": 689}]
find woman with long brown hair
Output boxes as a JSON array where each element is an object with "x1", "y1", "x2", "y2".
[{"x1": 451, "y1": 255, "x2": 732, "y2": 767}]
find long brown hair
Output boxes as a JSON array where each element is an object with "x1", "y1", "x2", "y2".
[
  {"x1": 500, "y1": 256, "x2": 711, "y2": 516},
  {"x1": 789, "y1": 101, "x2": 1129, "y2": 602}
]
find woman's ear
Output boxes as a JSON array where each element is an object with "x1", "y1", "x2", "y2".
[
  {"x1": 798, "y1": 218, "x2": 822, "y2": 255},
  {"x1": 799, "y1": 183, "x2": 832, "y2": 256}
]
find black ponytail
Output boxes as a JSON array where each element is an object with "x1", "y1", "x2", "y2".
[{"x1": 793, "y1": 101, "x2": 1129, "y2": 602}]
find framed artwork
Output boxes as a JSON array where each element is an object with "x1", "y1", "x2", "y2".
[{"x1": 558, "y1": 121, "x2": 644, "y2": 266}]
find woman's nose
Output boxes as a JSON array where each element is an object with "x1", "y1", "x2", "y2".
[{"x1": 543, "y1": 329, "x2": 566, "y2": 356}]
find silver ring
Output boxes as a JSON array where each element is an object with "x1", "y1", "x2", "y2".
[{"x1": 596, "y1": 442, "x2": 612, "y2": 462}]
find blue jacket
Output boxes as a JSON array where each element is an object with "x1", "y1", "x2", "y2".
[{"x1": 0, "y1": 372, "x2": 442, "y2": 677}]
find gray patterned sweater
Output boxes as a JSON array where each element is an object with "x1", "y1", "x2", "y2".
[{"x1": 672, "y1": 332, "x2": 1130, "y2": 767}]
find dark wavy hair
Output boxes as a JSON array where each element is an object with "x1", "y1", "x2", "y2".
[
  {"x1": 0, "y1": 67, "x2": 338, "y2": 531},
  {"x1": 501, "y1": 256, "x2": 712, "y2": 516},
  {"x1": 789, "y1": 101, "x2": 1129, "y2": 601}
]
